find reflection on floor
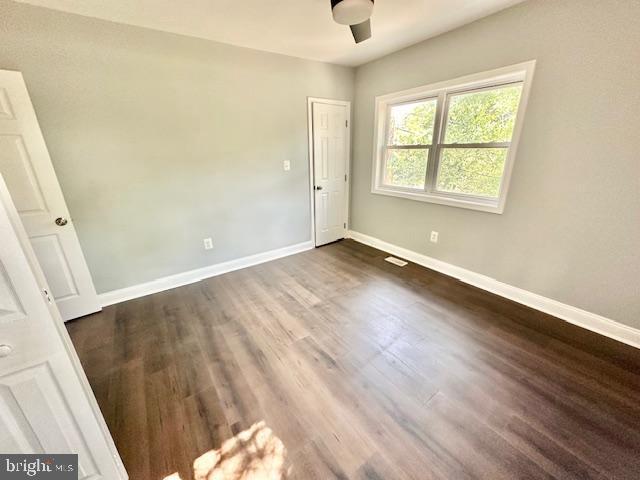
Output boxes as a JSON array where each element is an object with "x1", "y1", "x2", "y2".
[
  {"x1": 163, "y1": 421, "x2": 286, "y2": 480},
  {"x1": 67, "y1": 240, "x2": 640, "y2": 480}
]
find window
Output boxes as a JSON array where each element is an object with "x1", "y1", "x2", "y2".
[{"x1": 372, "y1": 62, "x2": 535, "y2": 213}]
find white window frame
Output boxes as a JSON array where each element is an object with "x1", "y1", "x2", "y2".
[{"x1": 371, "y1": 61, "x2": 536, "y2": 214}]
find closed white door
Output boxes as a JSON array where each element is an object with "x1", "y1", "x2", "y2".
[
  {"x1": 312, "y1": 101, "x2": 349, "y2": 246},
  {"x1": 0, "y1": 174, "x2": 127, "y2": 479},
  {"x1": 0, "y1": 70, "x2": 100, "y2": 321}
]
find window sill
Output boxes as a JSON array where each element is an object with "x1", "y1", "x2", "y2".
[{"x1": 371, "y1": 186, "x2": 504, "y2": 214}]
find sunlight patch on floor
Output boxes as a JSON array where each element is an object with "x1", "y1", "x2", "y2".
[{"x1": 163, "y1": 421, "x2": 287, "y2": 480}]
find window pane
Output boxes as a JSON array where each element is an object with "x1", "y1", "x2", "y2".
[
  {"x1": 383, "y1": 148, "x2": 428, "y2": 189},
  {"x1": 436, "y1": 148, "x2": 508, "y2": 197},
  {"x1": 387, "y1": 99, "x2": 437, "y2": 146},
  {"x1": 444, "y1": 84, "x2": 522, "y2": 144}
]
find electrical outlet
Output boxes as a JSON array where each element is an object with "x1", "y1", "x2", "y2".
[
  {"x1": 283, "y1": 160, "x2": 291, "y2": 171},
  {"x1": 203, "y1": 237, "x2": 213, "y2": 250},
  {"x1": 430, "y1": 231, "x2": 439, "y2": 243}
]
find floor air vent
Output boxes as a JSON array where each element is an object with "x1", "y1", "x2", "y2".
[{"x1": 384, "y1": 256, "x2": 408, "y2": 267}]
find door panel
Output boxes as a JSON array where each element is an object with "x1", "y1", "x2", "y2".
[
  {"x1": 0, "y1": 174, "x2": 127, "y2": 479},
  {"x1": 312, "y1": 101, "x2": 348, "y2": 246},
  {"x1": 30, "y1": 235, "x2": 79, "y2": 299},
  {"x1": 0, "y1": 363, "x2": 100, "y2": 479},
  {"x1": 0, "y1": 88, "x2": 15, "y2": 119},
  {"x1": 0, "y1": 135, "x2": 47, "y2": 214},
  {"x1": 0, "y1": 70, "x2": 99, "y2": 320},
  {"x1": 0, "y1": 263, "x2": 26, "y2": 325}
]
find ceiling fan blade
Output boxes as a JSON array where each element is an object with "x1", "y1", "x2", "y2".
[{"x1": 349, "y1": 18, "x2": 371, "y2": 43}]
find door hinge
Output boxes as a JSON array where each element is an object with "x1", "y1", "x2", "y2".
[
  {"x1": 344, "y1": 223, "x2": 347, "y2": 229},
  {"x1": 43, "y1": 288, "x2": 53, "y2": 304},
  {"x1": 345, "y1": 174, "x2": 348, "y2": 181},
  {"x1": 345, "y1": 120, "x2": 348, "y2": 128}
]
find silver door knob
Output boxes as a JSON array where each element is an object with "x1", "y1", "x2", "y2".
[
  {"x1": 314, "y1": 186, "x2": 323, "y2": 191},
  {"x1": 0, "y1": 344, "x2": 13, "y2": 358},
  {"x1": 55, "y1": 217, "x2": 68, "y2": 226}
]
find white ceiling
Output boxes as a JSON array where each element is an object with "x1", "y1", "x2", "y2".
[{"x1": 15, "y1": 0, "x2": 525, "y2": 66}]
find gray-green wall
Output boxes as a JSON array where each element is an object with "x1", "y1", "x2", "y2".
[
  {"x1": 351, "y1": 0, "x2": 640, "y2": 329},
  {"x1": 0, "y1": 0, "x2": 354, "y2": 293}
]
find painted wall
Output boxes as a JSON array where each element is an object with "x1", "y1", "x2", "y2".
[
  {"x1": 0, "y1": 0, "x2": 354, "y2": 293},
  {"x1": 1, "y1": 0, "x2": 638, "y2": 330},
  {"x1": 351, "y1": 0, "x2": 640, "y2": 328}
]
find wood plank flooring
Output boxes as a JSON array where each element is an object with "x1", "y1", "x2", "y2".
[{"x1": 67, "y1": 240, "x2": 640, "y2": 480}]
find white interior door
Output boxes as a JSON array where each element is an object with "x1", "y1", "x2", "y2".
[
  {"x1": 312, "y1": 100, "x2": 348, "y2": 246},
  {"x1": 0, "y1": 70, "x2": 100, "y2": 321},
  {"x1": 0, "y1": 173, "x2": 127, "y2": 479}
]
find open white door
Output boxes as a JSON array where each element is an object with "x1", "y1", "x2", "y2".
[
  {"x1": 0, "y1": 173, "x2": 127, "y2": 479},
  {"x1": 310, "y1": 99, "x2": 349, "y2": 246},
  {"x1": 0, "y1": 70, "x2": 100, "y2": 321}
]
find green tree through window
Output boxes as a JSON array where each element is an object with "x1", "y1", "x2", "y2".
[
  {"x1": 382, "y1": 83, "x2": 522, "y2": 197},
  {"x1": 384, "y1": 99, "x2": 436, "y2": 188},
  {"x1": 437, "y1": 84, "x2": 522, "y2": 197}
]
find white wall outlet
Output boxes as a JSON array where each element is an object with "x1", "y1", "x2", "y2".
[
  {"x1": 430, "y1": 231, "x2": 439, "y2": 243},
  {"x1": 283, "y1": 160, "x2": 291, "y2": 171},
  {"x1": 203, "y1": 237, "x2": 213, "y2": 250}
]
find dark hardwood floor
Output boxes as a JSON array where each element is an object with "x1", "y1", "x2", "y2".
[{"x1": 67, "y1": 240, "x2": 640, "y2": 480}]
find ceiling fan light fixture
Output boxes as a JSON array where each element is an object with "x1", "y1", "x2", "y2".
[{"x1": 331, "y1": 0, "x2": 374, "y2": 26}]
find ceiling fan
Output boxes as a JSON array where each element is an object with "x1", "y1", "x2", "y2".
[{"x1": 331, "y1": 0, "x2": 374, "y2": 44}]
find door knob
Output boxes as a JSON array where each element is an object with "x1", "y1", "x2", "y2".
[
  {"x1": 55, "y1": 217, "x2": 68, "y2": 226},
  {"x1": 314, "y1": 186, "x2": 323, "y2": 191},
  {"x1": 0, "y1": 344, "x2": 13, "y2": 358}
]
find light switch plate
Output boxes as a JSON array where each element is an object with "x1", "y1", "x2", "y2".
[{"x1": 283, "y1": 160, "x2": 291, "y2": 171}]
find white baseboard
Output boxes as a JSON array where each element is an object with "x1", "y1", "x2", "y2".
[
  {"x1": 99, "y1": 241, "x2": 314, "y2": 307},
  {"x1": 347, "y1": 230, "x2": 640, "y2": 350}
]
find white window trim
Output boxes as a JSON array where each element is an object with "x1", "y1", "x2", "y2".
[{"x1": 371, "y1": 61, "x2": 536, "y2": 214}]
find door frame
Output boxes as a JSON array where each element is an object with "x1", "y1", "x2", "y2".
[{"x1": 307, "y1": 97, "x2": 351, "y2": 247}]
